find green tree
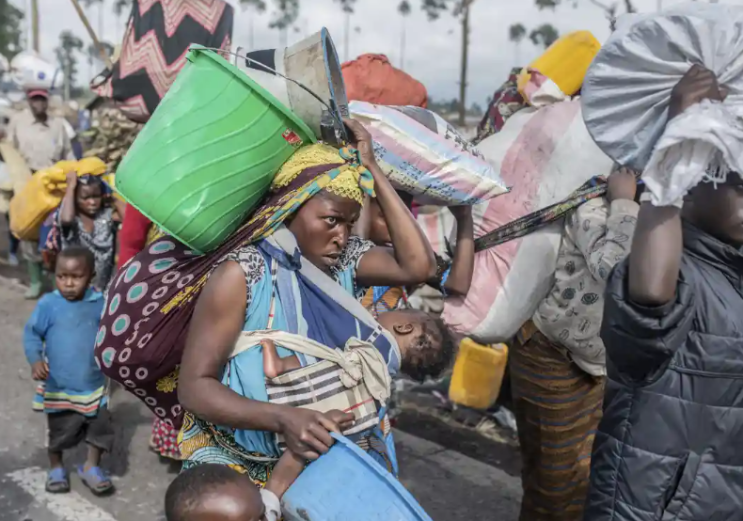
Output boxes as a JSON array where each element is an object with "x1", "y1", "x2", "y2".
[
  {"x1": 422, "y1": 0, "x2": 478, "y2": 126},
  {"x1": 0, "y1": 0, "x2": 24, "y2": 60},
  {"x1": 245, "y1": 0, "x2": 299, "y2": 48},
  {"x1": 56, "y1": 31, "x2": 84, "y2": 99},
  {"x1": 398, "y1": 1, "x2": 411, "y2": 70},
  {"x1": 114, "y1": 0, "x2": 134, "y2": 41},
  {"x1": 83, "y1": 0, "x2": 106, "y2": 38},
  {"x1": 238, "y1": 0, "x2": 267, "y2": 50},
  {"x1": 535, "y1": 0, "x2": 636, "y2": 31},
  {"x1": 87, "y1": 41, "x2": 114, "y2": 77},
  {"x1": 334, "y1": 0, "x2": 357, "y2": 61},
  {"x1": 509, "y1": 23, "x2": 526, "y2": 64},
  {"x1": 529, "y1": 24, "x2": 559, "y2": 48}
]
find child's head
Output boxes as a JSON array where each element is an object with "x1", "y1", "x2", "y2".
[
  {"x1": 55, "y1": 246, "x2": 94, "y2": 301},
  {"x1": 165, "y1": 464, "x2": 266, "y2": 521},
  {"x1": 683, "y1": 173, "x2": 743, "y2": 247},
  {"x1": 75, "y1": 175, "x2": 104, "y2": 218},
  {"x1": 377, "y1": 309, "x2": 457, "y2": 382}
]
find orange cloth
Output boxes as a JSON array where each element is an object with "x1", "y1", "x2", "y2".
[{"x1": 342, "y1": 54, "x2": 428, "y2": 108}]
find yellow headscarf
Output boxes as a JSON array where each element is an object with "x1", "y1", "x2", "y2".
[{"x1": 271, "y1": 144, "x2": 375, "y2": 206}]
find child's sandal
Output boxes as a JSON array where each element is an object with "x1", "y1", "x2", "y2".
[
  {"x1": 45, "y1": 468, "x2": 70, "y2": 494},
  {"x1": 77, "y1": 465, "x2": 114, "y2": 496}
]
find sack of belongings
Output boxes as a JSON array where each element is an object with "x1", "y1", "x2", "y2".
[
  {"x1": 438, "y1": 99, "x2": 614, "y2": 342},
  {"x1": 582, "y1": 3, "x2": 743, "y2": 206},
  {"x1": 350, "y1": 101, "x2": 507, "y2": 206},
  {"x1": 342, "y1": 54, "x2": 428, "y2": 108}
]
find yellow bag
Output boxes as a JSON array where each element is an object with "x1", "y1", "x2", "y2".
[
  {"x1": 9, "y1": 168, "x2": 66, "y2": 240},
  {"x1": 518, "y1": 31, "x2": 601, "y2": 103},
  {"x1": 8, "y1": 158, "x2": 107, "y2": 240}
]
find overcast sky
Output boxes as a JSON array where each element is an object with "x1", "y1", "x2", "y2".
[{"x1": 7, "y1": 0, "x2": 737, "y2": 105}]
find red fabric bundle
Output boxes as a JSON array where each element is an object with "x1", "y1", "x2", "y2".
[{"x1": 342, "y1": 54, "x2": 428, "y2": 108}]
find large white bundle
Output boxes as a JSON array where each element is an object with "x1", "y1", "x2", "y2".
[
  {"x1": 438, "y1": 99, "x2": 614, "y2": 342},
  {"x1": 583, "y1": 3, "x2": 743, "y2": 205},
  {"x1": 9, "y1": 52, "x2": 59, "y2": 91}
]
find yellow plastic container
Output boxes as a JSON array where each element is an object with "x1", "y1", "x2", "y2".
[
  {"x1": 518, "y1": 30, "x2": 601, "y2": 98},
  {"x1": 449, "y1": 339, "x2": 508, "y2": 410},
  {"x1": 9, "y1": 158, "x2": 108, "y2": 240},
  {"x1": 10, "y1": 168, "x2": 66, "y2": 240}
]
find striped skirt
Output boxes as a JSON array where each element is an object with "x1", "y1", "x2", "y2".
[{"x1": 510, "y1": 330, "x2": 605, "y2": 521}]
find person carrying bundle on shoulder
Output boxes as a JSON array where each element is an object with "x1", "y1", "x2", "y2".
[
  {"x1": 585, "y1": 65, "x2": 743, "y2": 521},
  {"x1": 511, "y1": 166, "x2": 640, "y2": 521}
]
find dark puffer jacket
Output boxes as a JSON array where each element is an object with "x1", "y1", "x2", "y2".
[{"x1": 585, "y1": 222, "x2": 743, "y2": 521}]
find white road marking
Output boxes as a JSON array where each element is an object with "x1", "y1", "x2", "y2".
[{"x1": 6, "y1": 467, "x2": 118, "y2": 521}]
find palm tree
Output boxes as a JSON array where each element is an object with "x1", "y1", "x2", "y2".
[
  {"x1": 398, "y1": 0, "x2": 411, "y2": 70},
  {"x1": 239, "y1": 0, "x2": 267, "y2": 50},
  {"x1": 114, "y1": 0, "x2": 134, "y2": 42},
  {"x1": 509, "y1": 23, "x2": 526, "y2": 65},
  {"x1": 334, "y1": 0, "x2": 357, "y2": 61},
  {"x1": 529, "y1": 24, "x2": 559, "y2": 48},
  {"x1": 422, "y1": 0, "x2": 478, "y2": 126},
  {"x1": 56, "y1": 31, "x2": 84, "y2": 100},
  {"x1": 82, "y1": 0, "x2": 105, "y2": 39}
]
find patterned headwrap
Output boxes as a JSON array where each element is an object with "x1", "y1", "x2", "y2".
[{"x1": 272, "y1": 144, "x2": 375, "y2": 206}]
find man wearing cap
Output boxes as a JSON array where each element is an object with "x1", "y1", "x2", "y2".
[{"x1": 7, "y1": 90, "x2": 75, "y2": 299}]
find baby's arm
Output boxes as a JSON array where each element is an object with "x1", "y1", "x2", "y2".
[
  {"x1": 262, "y1": 340, "x2": 301, "y2": 379},
  {"x1": 265, "y1": 450, "x2": 305, "y2": 499}
]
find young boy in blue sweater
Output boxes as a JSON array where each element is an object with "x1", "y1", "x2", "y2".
[{"x1": 24, "y1": 246, "x2": 114, "y2": 495}]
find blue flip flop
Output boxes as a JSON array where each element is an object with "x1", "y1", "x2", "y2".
[
  {"x1": 46, "y1": 468, "x2": 70, "y2": 494},
  {"x1": 77, "y1": 465, "x2": 114, "y2": 496}
]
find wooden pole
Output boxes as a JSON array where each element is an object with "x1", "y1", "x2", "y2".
[
  {"x1": 458, "y1": 2, "x2": 470, "y2": 127},
  {"x1": 69, "y1": 0, "x2": 113, "y2": 69},
  {"x1": 31, "y1": 0, "x2": 39, "y2": 53}
]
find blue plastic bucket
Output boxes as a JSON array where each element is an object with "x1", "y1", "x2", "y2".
[{"x1": 282, "y1": 434, "x2": 433, "y2": 521}]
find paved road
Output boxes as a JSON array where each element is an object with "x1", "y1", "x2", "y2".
[{"x1": 0, "y1": 277, "x2": 522, "y2": 521}]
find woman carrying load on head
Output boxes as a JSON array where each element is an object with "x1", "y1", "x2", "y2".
[{"x1": 172, "y1": 120, "x2": 443, "y2": 483}]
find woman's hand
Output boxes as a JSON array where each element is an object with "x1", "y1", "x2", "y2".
[
  {"x1": 278, "y1": 408, "x2": 354, "y2": 461},
  {"x1": 668, "y1": 64, "x2": 728, "y2": 120},
  {"x1": 344, "y1": 118, "x2": 376, "y2": 168}
]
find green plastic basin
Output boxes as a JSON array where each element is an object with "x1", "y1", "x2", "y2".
[{"x1": 115, "y1": 45, "x2": 316, "y2": 253}]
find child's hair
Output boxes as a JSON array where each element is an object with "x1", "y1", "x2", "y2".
[
  {"x1": 56, "y1": 246, "x2": 94, "y2": 272},
  {"x1": 77, "y1": 174, "x2": 104, "y2": 193},
  {"x1": 165, "y1": 464, "x2": 252, "y2": 521},
  {"x1": 402, "y1": 315, "x2": 457, "y2": 382}
]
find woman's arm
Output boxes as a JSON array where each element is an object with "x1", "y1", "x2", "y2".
[
  {"x1": 345, "y1": 119, "x2": 436, "y2": 287},
  {"x1": 59, "y1": 171, "x2": 78, "y2": 226},
  {"x1": 442, "y1": 206, "x2": 475, "y2": 297},
  {"x1": 178, "y1": 262, "x2": 350, "y2": 460}
]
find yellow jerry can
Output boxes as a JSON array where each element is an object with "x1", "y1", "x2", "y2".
[
  {"x1": 449, "y1": 338, "x2": 508, "y2": 410},
  {"x1": 518, "y1": 30, "x2": 601, "y2": 99}
]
